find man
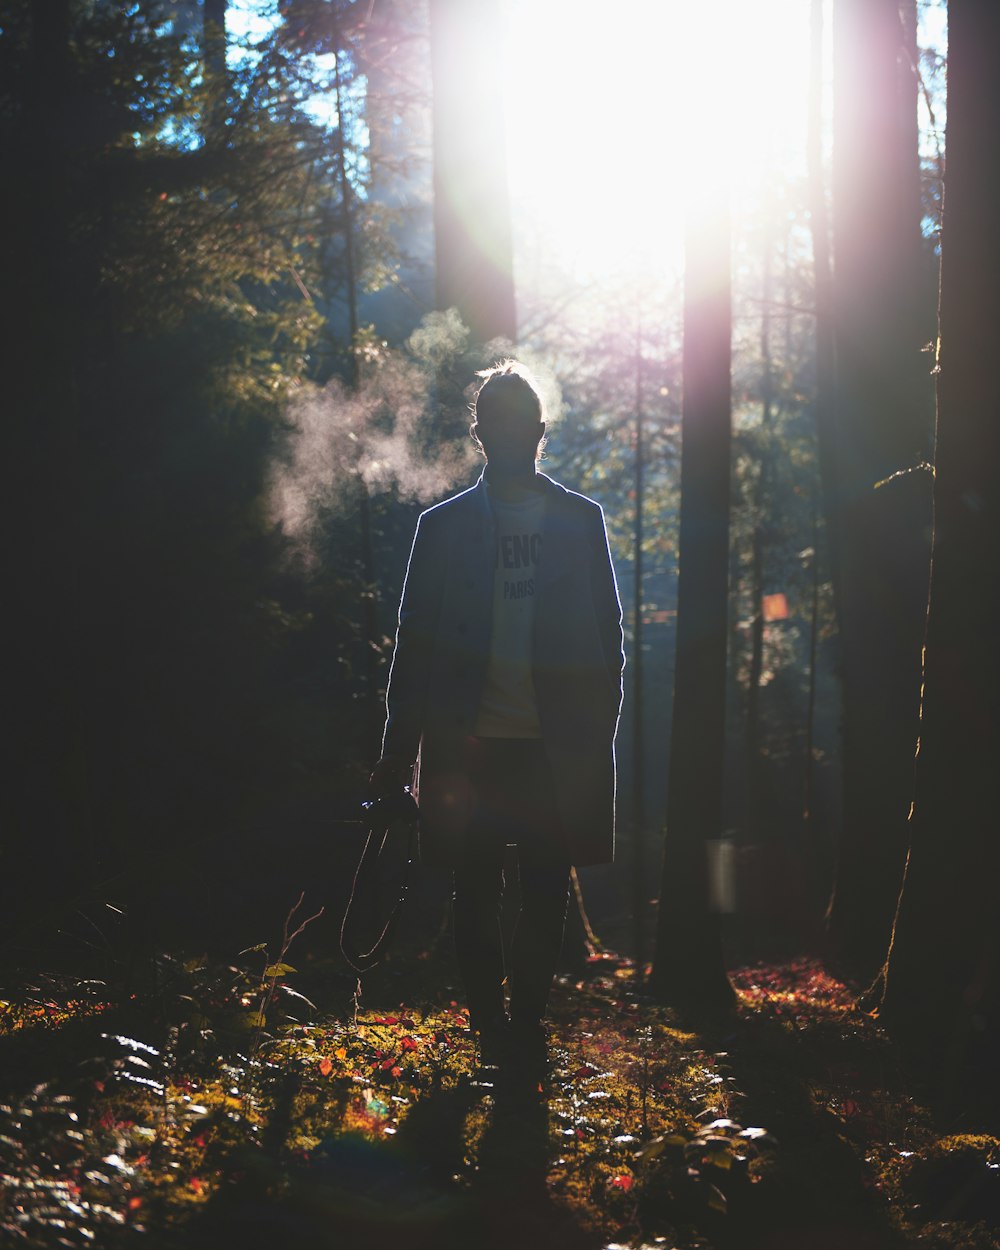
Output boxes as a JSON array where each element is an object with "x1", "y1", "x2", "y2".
[{"x1": 370, "y1": 361, "x2": 624, "y2": 1066}]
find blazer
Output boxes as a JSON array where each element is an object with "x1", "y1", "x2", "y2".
[{"x1": 382, "y1": 470, "x2": 625, "y2": 868}]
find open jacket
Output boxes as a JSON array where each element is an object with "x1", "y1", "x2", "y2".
[{"x1": 382, "y1": 471, "x2": 625, "y2": 868}]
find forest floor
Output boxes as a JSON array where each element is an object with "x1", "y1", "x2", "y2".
[{"x1": 2, "y1": 927, "x2": 999, "y2": 1250}]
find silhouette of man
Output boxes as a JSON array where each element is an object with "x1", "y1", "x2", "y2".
[{"x1": 370, "y1": 361, "x2": 624, "y2": 1065}]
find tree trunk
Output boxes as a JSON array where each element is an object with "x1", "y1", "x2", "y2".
[
  {"x1": 429, "y1": 0, "x2": 517, "y2": 345},
  {"x1": 804, "y1": 0, "x2": 836, "y2": 872},
  {"x1": 631, "y1": 320, "x2": 647, "y2": 974},
  {"x1": 745, "y1": 223, "x2": 774, "y2": 844},
  {"x1": 823, "y1": 0, "x2": 933, "y2": 975},
  {"x1": 650, "y1": 174, "x2": 735, "y2": 1013},
  {"x1": 334, "y1": 54, "x2": 381, "y2": 752},
  {"x1": 878, "y1": 0, "x2": 1000, "y2": 1103},
  {"x1": 202, "y1": 0, "x2": 228, "y2": 138}
]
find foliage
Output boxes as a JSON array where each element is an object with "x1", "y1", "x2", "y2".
[
  {"x1": 2, "y1": 944, "x2": 994, "y2": 1249},
  {"x1": 0, "y1": 0, "x2": 422, "y2": 944}
]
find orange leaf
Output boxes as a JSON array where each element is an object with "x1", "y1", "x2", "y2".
[{"x1": 318, "y1": 1056, "x2": 333, "y2": 1076}]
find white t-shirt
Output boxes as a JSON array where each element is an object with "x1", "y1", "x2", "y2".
[{"x1": 474, "y1": 487, "x2": 547, "y2": 737}]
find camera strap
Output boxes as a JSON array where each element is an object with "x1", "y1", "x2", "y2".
[{"x1": 339, "y1": 794, "x2": 418, "y2": 974}]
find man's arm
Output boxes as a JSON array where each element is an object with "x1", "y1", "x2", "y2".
[
  {"x1": 589, "y1": 502, "x2": 626, "y2": 712},
  {"x1": 377, "y1": 511, "x2": 445, "y2": 775}
]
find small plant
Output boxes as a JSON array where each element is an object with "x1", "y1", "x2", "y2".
[
  {"x1": 636, "y1": 1117, "x2": 777, "y2": 1223},
  {"x1": 239, "y1": 891, "x2": 324, "y2": 1063}
]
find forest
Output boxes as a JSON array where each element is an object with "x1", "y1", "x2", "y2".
[{"x1": 1, "y1": 1, "x2": 998, "y2": 1247}]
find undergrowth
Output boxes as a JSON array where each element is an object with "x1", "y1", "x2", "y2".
[{"x1": 1, "y1": 928, "x2": 998, "y2": 1249}]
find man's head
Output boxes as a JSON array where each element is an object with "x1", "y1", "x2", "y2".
[{"x1": 470, "y1": 360, "x2": 546, "y2": 470}]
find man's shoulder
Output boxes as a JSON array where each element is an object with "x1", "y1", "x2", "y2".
[
  {"x1": 537, "y1": 473, "x2": 605, "y2": 520},
  {"x1": 416, "y1": 473, "x2": 605, "y2": 528},
  {"x1": 416, "y1": 479, "x2": 483, "y2": 529}
]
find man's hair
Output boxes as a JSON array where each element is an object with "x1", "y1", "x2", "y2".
[{"x1": 470, "y1": 360, "x2": 547, "y2": 460}]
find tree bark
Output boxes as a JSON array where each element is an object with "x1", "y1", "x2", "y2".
[
  {"x1": 631, "y1": 320, "x2": 647, "y2": 973},
  {"x1": 823, "y1": 0, "x2": 933, "y2": 975},
  {"x1": 650, "y1": 175, "x2": 735, "y2": 1013},
  {"x1": 745, "y1": 222, "x2": 775, "y2": 844},
  {"x1": 334, "y1": 54, "x2": 381, "y2": 752},
  {"x1": 878, "y1": 0, "x2": 1000, "y2": 1100}
]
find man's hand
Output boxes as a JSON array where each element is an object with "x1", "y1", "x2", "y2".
[{"x1": 368, "y1": 755, "x2": 411, "y2": 799}]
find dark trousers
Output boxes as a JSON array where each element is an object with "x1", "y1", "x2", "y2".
[{"x1": 452, "y1": 738, "x2": 571, "y2": 1030}]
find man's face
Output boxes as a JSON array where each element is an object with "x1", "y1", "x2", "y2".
[{"x1": 477, "y1": 416, "x2": 544, "y2": 470}]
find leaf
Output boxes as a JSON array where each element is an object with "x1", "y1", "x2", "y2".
[
  {"x1": 706, "y1": 1183, "x2": 728, "y2": 1214},
  {"x1": 263, "y1": 963, "x2": 296, "y2": 978},
  {"x1": 611, "y1": 1174, "x2": 634, "y2": 1191},
  {"x1": 318, "y1": 1056, "x2": 333, "y2": 1077},
  {"x1": 279, "y1": 984, "x2": 318, "y2": 1008},
  {"x1": 636, "y1": 1133, "x2": 686, "y2": 1162},
  {"x1": 738, "y1": 1126, "x2": 775, "y2": 1142}
]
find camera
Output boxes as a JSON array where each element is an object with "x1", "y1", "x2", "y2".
[{"x1": 361, "y1": 786, "x2": 419, "y2": 827}]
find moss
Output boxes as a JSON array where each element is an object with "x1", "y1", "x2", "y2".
[{"x1": 898, "y1": 1135, "x2": 1000, "y2": 1228}]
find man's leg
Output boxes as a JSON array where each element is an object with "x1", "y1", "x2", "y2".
[
  {"x1": 453, "y1": 741, "x2": 508, "y2": 1037},
  {"x1": 509, "y1": 843, "x2": 571, "y2": 1028},
  {"x1": 508, "y1": 743, "x2": 571, "y2": 1032}
]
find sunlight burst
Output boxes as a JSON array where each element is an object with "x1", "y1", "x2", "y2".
[{"x1": 503, "y1": 0, "x2": 814, "y2": 280}]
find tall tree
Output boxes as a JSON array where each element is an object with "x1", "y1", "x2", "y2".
[
  {"x1": 876, "y1": 0, "x2": 1000, "y2": 1099},
  {"x1": 743, "y1": 207, "x2": 777, "y2": 848},
  {"x1": 805, "y1": 0, "x2": 838, "y2": 876},
  {"x1": 0, "y1": 1, "x2": 365, "y2": 942},
  {"x1": 823, "y1": 0, "x2": 933, "y2": 974},
  {"x1": 202, "y1": 0, "x2": 228, "y2": 113},
  {"x1": 650, "y1": 169, "x2": 735, "y2": 1011},
  {"x1": 429, "y1": 0, "x2": 516, "y2": 345}
]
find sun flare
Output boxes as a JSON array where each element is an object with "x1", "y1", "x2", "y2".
[{"x1": 502, "y1": 0, "x2": 815, "y2": 281}]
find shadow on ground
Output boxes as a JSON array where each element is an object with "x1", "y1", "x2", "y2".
[{"x1": 180, "y1": 1063, "x2": 600, "y2": 1250}]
